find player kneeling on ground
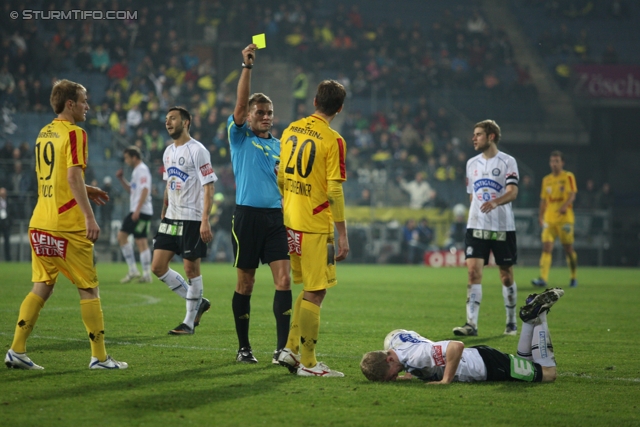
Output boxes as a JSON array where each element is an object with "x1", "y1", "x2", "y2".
[{"x1": 361, "y1": 288, "x2": 564, "y2": 383}]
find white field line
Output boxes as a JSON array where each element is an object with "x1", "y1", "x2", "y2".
[
  {"x1": 0, "y1": 294, "x2": 162, "y2": 313},
  {"x1": 0, "y1": 331, "x2": 235, "y2": 353},
  {"x1": 559, "y1": 371, "x2": 640, "y2": 383},
  {"x1": 0, "y1": 331, "x2": 359, "y2": 359},
  {"x1": 2, "y1": 293, "x2": 640, "y2": 380},
  {"x1": 0, "y1": 329, "x2": 639, "y2": 382}
]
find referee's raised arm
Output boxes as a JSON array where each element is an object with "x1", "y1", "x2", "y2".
[{"x1": 233, "y1": 44, "x2": 257, "y2": 126}]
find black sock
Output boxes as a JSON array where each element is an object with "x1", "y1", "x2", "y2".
[
  {"x1": 232, "y1": 292, "x2": 251, "y2": 349},
  {"x1": 273, "y1": 290, "x2": 292, "y2": 350}
]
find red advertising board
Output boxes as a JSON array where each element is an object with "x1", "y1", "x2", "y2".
[
  {"x1": 424, "y1": 249, "x2": 495, "y2": 267},
  {"x1": 573, "y1": 65, "x2": 640, "y2": 99}
]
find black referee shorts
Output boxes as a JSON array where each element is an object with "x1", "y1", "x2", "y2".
[{"x1": 232, "y1": 205, "x2": 289, "y2": 269}]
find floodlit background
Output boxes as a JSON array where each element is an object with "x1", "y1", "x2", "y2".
[{"x1": 0, "y1": 0, "x2": 639, "y2": 267}]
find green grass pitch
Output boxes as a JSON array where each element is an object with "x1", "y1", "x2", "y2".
[{"x1": 1, "y1": 262, "x2": 639, "y2": 426}]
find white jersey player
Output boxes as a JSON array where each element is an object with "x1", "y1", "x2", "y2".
[
  {"x1": 453, "y1": 120, "x2": 520, "y2": 338},
  {"x1": 116, "y1": 146, "x2": 154, "y2": 283},
  {"x1": 129, "y1": 162, "x2": 153, "y2": 217},
  {"x1": 151, "y1": 107, "x2": 217, "y2": 335},
  {"x1": 466, "y1": 151, "x2": 519, "y2": 231},
  {"x1": 384, "y1": 330, "x2": 487, "y2": 382},
  {"x1": 361, "y1": 287, "x2": 564, "y2": 384},
  {"x1": 162, "y1": 138, "x2": 217, "y2": 221}
]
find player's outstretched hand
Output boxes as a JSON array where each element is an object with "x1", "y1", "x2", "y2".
[
  {"x1": 86, "y1": 185, "x2": 110, "y2": 206},
  {"x1": 115, "y1": 168, "x2": 124, "y2": 179}
]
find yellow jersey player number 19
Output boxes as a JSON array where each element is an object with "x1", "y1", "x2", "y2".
[{"x1": 5, "y1": 79, "x2": 127, "y2": 370}]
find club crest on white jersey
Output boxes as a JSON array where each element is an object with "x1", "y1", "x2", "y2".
[{"x1": 466, "y1": 151, "x2": 519, "y2": 231}]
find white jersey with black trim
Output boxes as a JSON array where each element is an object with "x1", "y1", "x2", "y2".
[
  {"x1": 466, "y1": 151, "x2": 519, "y2": 231},
  {"x1": 387, "y1": 330, "x2": 487, "y2": 382},
  {"x1": 130, "y1": 162, "x2": 153, "y2": 215},
  {"x1": 162, "y1": 138, "x2": 217, "y2": 221}
]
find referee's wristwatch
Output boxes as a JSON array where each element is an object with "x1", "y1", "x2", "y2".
[{"x1": 242, "y1": 62, "x2": 253, "y2": 69}]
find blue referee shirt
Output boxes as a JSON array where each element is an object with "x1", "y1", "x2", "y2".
[{"x1": 227, "y1": 115, "x2": 282, "y2": 208}]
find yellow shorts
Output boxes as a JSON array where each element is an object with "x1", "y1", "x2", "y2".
[
  {"x1": 541, "y1": 222, "x2": 574, "y2": 245},
  {"x1": 287, "y1": 229, "x2": 337, "y2": 291},
  {"x1": 30, "y1": 228, "x2": 98, "y2": 289}
]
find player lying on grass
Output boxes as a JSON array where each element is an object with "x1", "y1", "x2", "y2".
[{"x1": 360, "y1": 288, "x2": 564, "y2": 383}]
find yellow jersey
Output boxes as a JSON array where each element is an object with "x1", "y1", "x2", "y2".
[
  {"x1": 29, "y1": 119, "x2": 89, "y2": 231},
  {"x1": 540, "y1": 170, "x2": 577, "y2": 224},
  {"x1": 279, "y1": 114, "x2": 347, "y2": 233}
]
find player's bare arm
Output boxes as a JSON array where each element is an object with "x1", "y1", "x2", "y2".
[
  {"x1": 538, "y1": 198, "x2": 547, "y2": 226},
  {"x1": 335, "y1": 221, "x2": 350, "y2": 262},
  {"x1": 328, "y1": 179, "x2": 349, "y2": 261},
  {"x1": 233, "y1": 44, "x2": 257, "y2": 125},
  {"x1": 69, "y1": 167, "x2": 100, "y2": 242},
  {"x1": 115, "y1": 168, "x2": 131, "y2": 193},
  {"x1": 428, "y1": 341, "x2": 464, "y2": 385},
  {"x1": 86, "y1": 184, "x2": 109, "y2": 206},
  {"x1": 200, "y1": 182, "x2": 215, "y2": 244},
  {"x1": 480, "y1": 183, "x2": 519, "y2": 213},
  {"x1": 132, "y1": 187, "x2": 148, "y2": 221},
  {"x1": 161, "y1": 186, "x2": 168, "y2": 220},
  {"x1": 558, "y1": 191, "x2": 575, "y2": 215}
]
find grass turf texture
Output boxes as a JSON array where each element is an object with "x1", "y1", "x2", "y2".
[{"x1": 1, "y1": 262, "x2": 638, "y2": 426}]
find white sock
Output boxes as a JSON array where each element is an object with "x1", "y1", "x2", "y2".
[
  {"x1": 183, "y1": 275, "x2": 203, "y2": 328},
  {"x1": 140, "y1": 248, "x2": 152, "y2": 277},
  {"x1": 466, "y1": 284, "x2": 482, "y2": 329},
  {"x1": 503, "y1": 282, "x2": 517, "y2": 325},
  {"x1": 517, "y1": 321, "x2": 534, "y2": 360},
  {"x1": 120, "y1": 243, "x2": 138, "y2": 274},
  {"x1": 158, "y1": 269, "x2": 188, "y2": 299},
  {"x1": 531, "y1": 312, "x2": 556, "y2": 367}
]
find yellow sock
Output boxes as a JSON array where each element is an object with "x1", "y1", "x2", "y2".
[
  {"x1": 540, "y1": 252, "x2": 552, "y2": 281},
  {"x1": 80, "y1": 298, "x2": 107, "y2": 361},
  {"x1": 286, "y1": 291, "x2": 304, "y2": 354},
  {"x1": 299, "y1": 299, "x2": 321, "y2": 368},
  {"x1": 11, "y1": 292, "x2": 45, "y2": 353},
  {"x1": 567, "y1": 251, "x2": 578, "y2": 279}
]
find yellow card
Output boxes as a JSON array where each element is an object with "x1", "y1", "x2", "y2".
[{"x1": 252, "y1": 33, "x2": 266, "y2": 49}]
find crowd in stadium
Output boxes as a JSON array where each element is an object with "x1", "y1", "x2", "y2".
[
  {"x1": 0, "y1": 0, "x2": 539, "y2": 111},
  {"x1": 0, "y1": 0, "x2": 624, "y2": 224}
]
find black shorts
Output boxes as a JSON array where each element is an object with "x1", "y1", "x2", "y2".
[
  {"x1": 120, "y1": 212, "x2": 152, "y2": 239},
  {"x1": 153, "y1": 218, "x2": 207, "y2": 260},
  {"x1": 465, "y1": 229, "x2": 517, "y2": 266},
  {"x1": 473, "y1": 345, "x2": 543, "y2": 382},
  {"x1": 232, "y1": 205, "x2": 289, "y2": 269}
]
